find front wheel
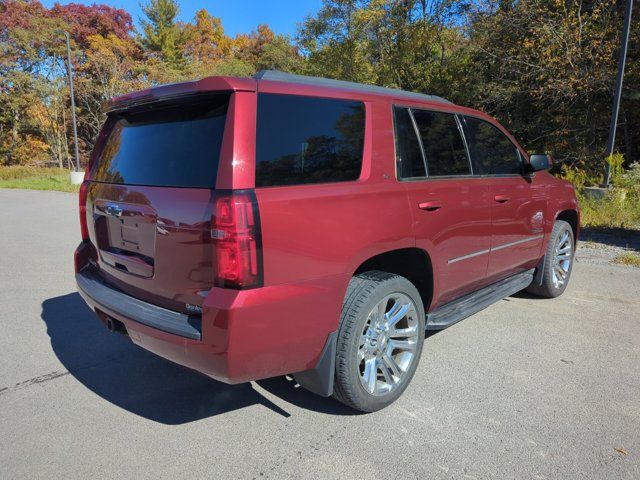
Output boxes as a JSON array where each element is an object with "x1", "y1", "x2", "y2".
[
  {"x1": 333, "y1": 271, "x2": 425, "y2": 412},
  {"x1": 527, "y1": 220, "x2": 575, "y2": 298}
]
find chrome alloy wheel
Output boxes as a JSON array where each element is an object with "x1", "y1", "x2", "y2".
[
  {"x1": 551, "y1": 228, "x2": 573, "y2": 288},
  {"x1": 358, "y1": 293, "x2": 419, "y2": 396}
]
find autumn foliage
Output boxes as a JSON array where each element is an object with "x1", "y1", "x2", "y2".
[{"x1": 0, "y1": 0, "x2": 638, "y2": 173}]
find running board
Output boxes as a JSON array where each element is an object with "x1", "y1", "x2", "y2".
[{"x1": 426, "y1": 269, "x2": 534, "y2": 330}]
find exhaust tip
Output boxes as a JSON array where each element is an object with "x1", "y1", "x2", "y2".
[
  {"x1": 104, "y1": 316, "x2": 127, "y2": 335},
  {"x1": 106, "y1": 317, "x2": 116, "y2": 332},
  {"x1": 95, "y1": 310, "x2": 127, "y2": 335}
]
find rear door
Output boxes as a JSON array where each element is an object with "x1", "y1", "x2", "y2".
[
  {"x1": 395, "y1": 106, "x2": 492, "y2": 308},
  {"x1": 85, "y1": 93, "x2": 230, "y2": 313},
  {"x1": 461, "y1": 116, "x2": 546, "y2": 281}
]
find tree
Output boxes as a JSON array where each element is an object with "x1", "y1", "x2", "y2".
[
  {"x1": 75, "y1": 33, "x2": 147, "y2": 146},
  {"x1": 255, "y1": 34, "x2": 304, "y2": 72},
  {"x1": 298, "y1": 0, "x2": 374, "y2": 83},
  {"x1": 49, "y1": 2, "x2": 134, "y2": 48},
  {"x1": 0, "y1": 0, "x2": 146, "y2": 166},
  {"x1": 469, "y1": 0, "x2": 633, "y2": 167},
  {"x1": 2, "y1": 0, "x2": 636, "y2": 171},
  {"x1": 183, "y1": 9, "x2": 230, "y2": 63},
  {"x1": 233, "y1": 24, "x2": 304, "y2": 73},
  {"x1": 298, "y1": 0, "x2": 472, "y2": 93},
  {"x1": 0, "y1": 0, "x2": 70, "y2": 165},
  {"x1": 140, "y1": 0, "x2": 187, "y2": 71}
]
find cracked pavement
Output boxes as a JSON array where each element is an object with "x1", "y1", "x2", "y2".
[{"x1": 1, "y1": 188, "x2": 639, "y2": 479}]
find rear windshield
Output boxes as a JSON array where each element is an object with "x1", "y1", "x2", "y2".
[{"x1": 91, "y1": 94, "x2": 229, "y2": 188}]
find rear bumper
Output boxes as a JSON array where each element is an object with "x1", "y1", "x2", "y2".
[
  {"x1": 76, "y1": 263, "x2": 347, "y2": 385},
  {"x1": 77, "y1": 269, "x2": 201, "y2": 340}
]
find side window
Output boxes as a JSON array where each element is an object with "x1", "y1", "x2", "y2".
[
  {"x1": 463, "y1": 116, "x2": 521, "y2": 175},
  {"x1": 412, "y1": 110, "x2": 470, "y2": 176},
  {"x1": 255, "y1": 94, "x2": 365, "y2": 187},
  {"x1": 393, "y1": 106, "x2": 426, "y2": 179}
]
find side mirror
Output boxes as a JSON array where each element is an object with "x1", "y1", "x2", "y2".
[{"x1": 528, "y1": 154, "x2": 553, "y2": 172}]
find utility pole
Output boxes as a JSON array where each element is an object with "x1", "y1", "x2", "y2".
[
  {"x1": 62, "y1": 30, "x2": 81, "y2": 173},
  {"x1": 603, "y1": 0, "x2": 633, "y2": 187}
]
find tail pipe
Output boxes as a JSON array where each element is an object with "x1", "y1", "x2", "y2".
[{"x1": 105, "y1": 316, "x2": 127, "y2": 335}]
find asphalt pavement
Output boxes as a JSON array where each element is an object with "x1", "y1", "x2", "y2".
[{"x1": 1, "y1": 188, "x2": 639, "y2": 479}]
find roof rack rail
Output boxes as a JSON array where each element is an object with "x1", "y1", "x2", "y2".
[{"x1": 253, "y1": 70, "x2": 451, "y2": 104}]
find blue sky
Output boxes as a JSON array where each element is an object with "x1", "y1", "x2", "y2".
[{"x1": 42, "y1": 0, "x2": 324, "y2": 37}]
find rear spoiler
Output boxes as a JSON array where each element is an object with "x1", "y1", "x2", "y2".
[{"x1": 103, "y1": 76, "x2": 256, "y2": 114}]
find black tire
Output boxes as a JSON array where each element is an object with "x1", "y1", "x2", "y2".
[
  {"x1": 526, "y1": 220, "x2": 575, "y2": 298},
  {"x1": 333, "y1": 271, "x2": 425, "y2": 412}
]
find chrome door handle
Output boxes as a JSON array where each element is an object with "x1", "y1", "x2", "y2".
[{"x1": 418, "y1": 201, "x2": 442, "y2": 211}]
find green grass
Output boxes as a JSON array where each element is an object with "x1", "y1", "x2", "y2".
[
  {"x1": 0, "y1": 166, "x2": 79, "y2": 192},
  {"x1": 578, "y1": 192, "x2": 640, "y2": 230},
  {"x1": 612, "y1": 252, "x2": 640, "y2": 268},
  {"x1": 558, "y1": 161, "x2": 640, "y2": 231}
]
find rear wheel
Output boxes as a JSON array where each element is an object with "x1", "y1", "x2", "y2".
[
  {"x1": 527, "y1": 220, "x2": 575, "y2": 298},
  {"x1": 333, "y1": 271, "x2": 425, "y2": 412}
]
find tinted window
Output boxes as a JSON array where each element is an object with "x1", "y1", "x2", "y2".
[
  {"x1": 393, "y1": 107, "x2": 426, "y2": 179},
  {"x1": 463, "y1": 116, "x2": 521, "y2": 175},
  {"x1": 92, "y1": 94, "x2": 228, "y2": 187},
  {"x1": 412, "y1": 110, "x2": 470, "y2": 176},
  {"x1": 255, "y1": 94, "x2": 365, "y2": 187}
]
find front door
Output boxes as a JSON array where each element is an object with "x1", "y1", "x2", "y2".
[
  {"x1": 461, "y1": 116, "x2": 546, "y2": 281},
  {"x1": 487, "y1": 176, "x2": 547, "y2": 279}
]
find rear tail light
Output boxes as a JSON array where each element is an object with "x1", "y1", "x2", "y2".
[
  {"x1": 79, "y1": 180, "x2": 89, "y2": 241},
  {"x1": 211, "y1": 190, "x2": 263, "y2": 289}
]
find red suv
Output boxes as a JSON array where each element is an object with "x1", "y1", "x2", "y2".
[{"x1": 75, "y1": 71, "x2": 579, "y2": 412}]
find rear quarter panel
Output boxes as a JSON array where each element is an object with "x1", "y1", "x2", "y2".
[{"x1": 254, "y1": 98, "x2": 414, "y2": 336}]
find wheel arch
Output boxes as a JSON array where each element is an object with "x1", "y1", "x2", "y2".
[
  {"x1": 353, "y1": 247, "x2": 434, "y2": 313},
  {"x1": 555, "y1": 209, "x2": 579, "y2": 244}
]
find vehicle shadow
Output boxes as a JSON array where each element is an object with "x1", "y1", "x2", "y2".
[
  {"x1": 257, "y1": 376, "x2": 361, "y2": 416},
  {"x1": 41, "y1": 293, "x2": 356, "y2": 424},
  {"x1": 580, "y1": 227, "x2": 640, "y2": 251},
  {"x1": 508, "y1": 290, "x2": 545, "y2": 300}
]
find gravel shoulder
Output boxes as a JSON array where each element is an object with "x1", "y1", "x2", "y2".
[{"x1": 577, "y1": 227, "x2": 640, "y2": 266}]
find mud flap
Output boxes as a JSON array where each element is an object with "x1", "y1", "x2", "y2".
[
  {"x1": 533, "y1": 255, "x2": 545, "y2": 287},
  {"x1": 292, "y1": 331, "x2": 337, "y2": 397}
]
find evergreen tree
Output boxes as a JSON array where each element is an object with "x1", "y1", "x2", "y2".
[{"x1": 139, "y1": 0, "x2": 186, "y2": 70}]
